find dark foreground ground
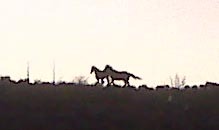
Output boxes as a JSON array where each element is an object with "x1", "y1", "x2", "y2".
[{"x1": 0, "y1": 84, "x2": 218, "y2": 130}]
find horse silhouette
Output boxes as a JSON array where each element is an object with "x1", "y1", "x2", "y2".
[
  {"x1": 103, "y1": 65, "x2": 141, "y2": 87},
  {"x1": 90, "y1": 66, "x2": 109, "y2": 85}
]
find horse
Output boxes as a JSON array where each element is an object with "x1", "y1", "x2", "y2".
[
  {"x1": 90, "y1": 66, "x2": 109, "y2": 85},
  {"x1": 103, "y1": 65, "x2": 141, "y2": 87}
]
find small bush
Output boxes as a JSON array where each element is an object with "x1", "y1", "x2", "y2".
[
  {"x1": 72, "y1": 76, "x2": 88, "y2": 85},
  {"x1": 34, "y1": 79, "x2": 42, "y2": 84},
  {"x1": 170, "y1": 74, "x2": 186, "y2": 89}
]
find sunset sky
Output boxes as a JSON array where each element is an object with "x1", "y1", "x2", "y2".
[{"x1": 0, "y1": 0, "x2": 218, "y2": 87}]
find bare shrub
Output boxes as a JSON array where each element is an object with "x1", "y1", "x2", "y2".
[
  {"x1": 73, "y1": 76, "x2": 88, "y2": 85},
  {"x1": 170, "y1": 74, "x2": 186, "y2": 89},
  {"x1": 34, "y1": 79, "x2": 42, "y2": 84}
]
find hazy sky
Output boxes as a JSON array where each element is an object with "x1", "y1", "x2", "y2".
[{"x1": 0, "y1": 0, "x2": 218, "y2": 86}]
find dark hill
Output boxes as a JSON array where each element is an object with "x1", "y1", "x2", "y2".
[{"x1": 0, "y1": 83, "x2": 218, "y2": 130}]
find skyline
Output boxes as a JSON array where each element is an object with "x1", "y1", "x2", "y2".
[
  {"x1": 0, "y1": 60, "x2": 217, "y2": 87},
  {"x1": 0, "y1": 0, "x2": 218, "y2": 86}
]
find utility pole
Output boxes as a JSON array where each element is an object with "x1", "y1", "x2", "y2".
[
  {"x1": 53, "y1": 61, "x2": 55, "y2": 85},
  {"x1": 27, "y1": 61, "x2": 30, "y2": 83}
]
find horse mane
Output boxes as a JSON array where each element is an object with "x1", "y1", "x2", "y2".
[{"x1": 105, "y1": 65, "x2": 128, "y2": 74}]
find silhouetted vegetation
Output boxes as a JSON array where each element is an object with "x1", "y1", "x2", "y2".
[
  {"x1": 72, "y1": 76, "x2": 88, "y2": 85},
  {"x1": 156, "y1": 85, "x2": 170, "y2": 90},
  {"x1": 170, "y1": 74, "x2": 186, "y2": 89},
  {"x1": 138, "y1": 84, "x2": 154, "y2": 90}
]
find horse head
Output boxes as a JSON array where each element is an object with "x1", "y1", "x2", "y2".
[
  {"x1": 104, "y1": 64, "x2": 113, "y2": 71},
  {"x1": 91, "y1": 66, "x2": 99, "y2": 74},
  {"x1": 90, "y1": 66, "x2": 95, "y2": 74}
]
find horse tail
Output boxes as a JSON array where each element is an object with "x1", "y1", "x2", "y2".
[{"x1": 129, "y1": 73, "x2": 141, "y2": 80}]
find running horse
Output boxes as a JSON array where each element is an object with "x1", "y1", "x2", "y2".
[
  {"x1": 90, "y1": 66, "x2": 109, "y2": 85},
  {"x1": 104, "y1": 65, "x2": 141, "y2": 87}
]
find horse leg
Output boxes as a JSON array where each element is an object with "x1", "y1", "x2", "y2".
[
  {"x1": 94, "y1": 81, "x2": 98, "y2": 86},
  {"x1": 122, "y1": 80, "x2": 127, "y2": 88},
  {"x1": 94, "y1": 78, "x2": 100, "y2": 86},
  {"x1": 107, "y1": 76, "x2": 114, "y2": 86},
  {"x1": 101, "y1": 79, "x2": 104, "y2": 84},
  {"x1": 123, "y1": 79, "x2": 130, "y2": 87},
  {"x1": 106, "y1": 77, "x2": 111, "y2": 86},
  {"x1": 127, "y1": 79, "x2": 130, "y2": 87},
  {"x1": 111, "y1": 79, "x2": 115, "y2": 86}
]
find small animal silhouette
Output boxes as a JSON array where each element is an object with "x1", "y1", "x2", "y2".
[
  {"x1": 103, "y1": 65, "x2": 141, "y2": 87},
  {"x1": 90, "y1": 66, "x2": 109, "y2": 85}
]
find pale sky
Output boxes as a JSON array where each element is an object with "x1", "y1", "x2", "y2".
[{"x1": 0, "y1": 0, "x2": 218, "y2": 87}]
